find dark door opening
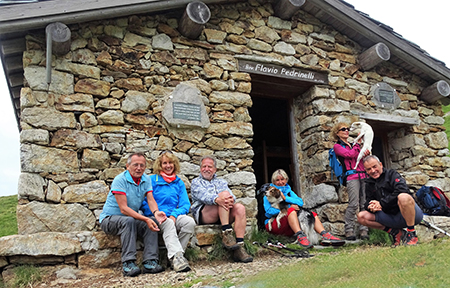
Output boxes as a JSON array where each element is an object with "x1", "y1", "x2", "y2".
[{"x1": 249, "y1": 97, "x2": 294, "y2": 191}]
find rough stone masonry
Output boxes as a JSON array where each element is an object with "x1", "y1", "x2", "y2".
[{"x1": 1, "y1": 0, "x2": 450, "y2": 271}]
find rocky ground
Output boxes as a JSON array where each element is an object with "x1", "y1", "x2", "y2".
[{"x1": 8, "y1": 251, "x2": 313, "y2": 288}]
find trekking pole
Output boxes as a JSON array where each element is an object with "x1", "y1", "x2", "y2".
[{"x1": 421, "y1": 220, "x2": 450, "y2": 237}]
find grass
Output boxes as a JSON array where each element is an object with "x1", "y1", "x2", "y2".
[
  {"x1": 238, "y1": 239, "x2": 450, "y2": 288},
  {"x1": 443, "y1": 104, "x2": 450, "y2": 151},
  {"x1": 0, "y1": 195, "x2": 17, "y2": 237},
  {"x1": 0, "y1": 265, "x2": 42, "y2": 288}
]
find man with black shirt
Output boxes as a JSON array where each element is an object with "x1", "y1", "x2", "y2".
[{"x1": 357, "y1": 155, "x2": 423, "y2": 246}]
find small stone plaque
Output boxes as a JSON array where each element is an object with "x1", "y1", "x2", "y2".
[
  {"x1": 371, "y1": 82, "x2": 400, "y2": 109},
  {"x1": 162, "y1": 83, "x2": 210, "y2": 129},
  {"x1": 173, "y1": 102, "x2": 201, "y2": 122}
]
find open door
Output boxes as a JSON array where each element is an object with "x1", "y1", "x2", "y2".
[{"x1": 249, "y1": 97, "x2": 296, "y2": 191}]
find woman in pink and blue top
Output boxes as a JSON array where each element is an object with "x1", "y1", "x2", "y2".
[{"x1": 331, "y1": 122, "x2": 370, "y2": 241}]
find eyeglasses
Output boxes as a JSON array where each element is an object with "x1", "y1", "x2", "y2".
[
  {"x1": 339, "y1": 127, "x2": 349, "y2": 132},
  {"x1": 130, "y1": 163, "x2": 146, "y2": 168},
  {"x1": 159, "y1": 150, "x2": 173, "y2": 156}
]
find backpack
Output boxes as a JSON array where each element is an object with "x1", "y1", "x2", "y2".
[
  {"x1": 328, "y1": 144, "x2": 347, "y2": 186},
  {"x1": 256, "y1": 183, "x2": 271, "y2": 230},
  {"x1": 416, "y1": 186, "x2": 450, "y2": 216}
]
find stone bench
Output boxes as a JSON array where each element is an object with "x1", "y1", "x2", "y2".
[{"x1": 1, "y1": 216, "x2": 446, "y2": 274}]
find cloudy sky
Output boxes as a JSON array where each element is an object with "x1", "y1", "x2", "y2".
[{"x1": 0, "y1": 0, "x2": 449, "y2": 197}]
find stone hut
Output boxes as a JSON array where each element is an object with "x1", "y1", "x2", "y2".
[{"x1": 1, "y1": 0, "x2": 450, "y2": 270}]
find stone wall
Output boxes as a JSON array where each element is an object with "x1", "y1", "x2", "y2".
[{"x1": 3, "y1": 0, "x2": 450, "y2": 270}]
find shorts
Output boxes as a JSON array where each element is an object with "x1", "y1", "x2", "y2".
[
  {"x1": 375, "y1": 203, "x2": 423, "y2": 229},
  {"x1": 265, "y1": 207, "x2": 317, "y2": 237}
]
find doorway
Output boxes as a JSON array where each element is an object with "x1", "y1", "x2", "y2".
[{"x1": 249, "y1": 97, "x2": 295, "y2": 191}]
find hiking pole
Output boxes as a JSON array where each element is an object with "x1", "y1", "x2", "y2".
[{"x1": 421, "y1": 220, "x2": 450, "y2": 237}]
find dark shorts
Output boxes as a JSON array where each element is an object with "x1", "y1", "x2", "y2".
[{"x1": 375, "y1": 203, "x2": 424, "y2": 229}]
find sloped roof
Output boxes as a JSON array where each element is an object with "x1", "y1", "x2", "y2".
[{"x1": 1, "y1": 0, "x2": 449, "y2": 129}]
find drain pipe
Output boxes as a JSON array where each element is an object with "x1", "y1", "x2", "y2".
[
  {"x1": 45, "y1": 22, "x2": 71, "y2": 85},
  {"x1": 45, "y1": 25, "x2": 52, "y2": 85}
]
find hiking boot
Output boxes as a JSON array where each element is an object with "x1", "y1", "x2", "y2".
[
  {"x1": 142, "y1": 259, "x2": 164, "y2": 274},
  {"x1": 388, "y1": 228, "x2": 404, "y2": 247},
  {"x1": 122, "y1": 260, "x2": 140, "y2": 277},
  {"x1": 360, "y1": 230, "x2": 370, "y2": 241},
  {"x1": 322, "y1": 232, "x2": 346, "y2": 246},
  {"x1": 404, "y1": 231, "x2": 418, "y2": 246},
  {"x1": 222, "y1": 229, "x2": 239, "y2": 250},
  {"x1": 295, "y1": 231, "x2": 313, "y2": 248},
  {"x1": 233, "y1": 243, "x2": 253, "y2": 263},
  {"x1": 345, "y1": 232, "x2": 356, "y2": 241},
  {"x1": 170, "y1": 251, "x2": 191, "y2": 272}
]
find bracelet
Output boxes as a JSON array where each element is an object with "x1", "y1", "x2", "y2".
[{"x1": 153, "y1": 209, "x2": 158, "y2": 214}]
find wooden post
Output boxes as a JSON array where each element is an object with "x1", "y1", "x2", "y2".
[
  {"x1": 45, "y1": 22, "x2": 71, "y2": 56},
  {"x1": 178, "y1": 1, "x2": 211, "y2": 39},
  {"x1": 358, "y1": 42, "x2": 390, "y2": 71},
  {"x1": 274, "y1": 0, "x2": 306, "y2": 20},
  {"x1": 420, "y1": 80, "x2": 450, "y2": 105}
]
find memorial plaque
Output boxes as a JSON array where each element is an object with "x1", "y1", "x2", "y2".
[
  {"x1": 371, "y1": 82, "x2": 400, "y2": 109},
  {"x1": 378, "y1": 89, "x2": 395, "y2": 104},
  {"x1": 173, "y1": 102, "x2": 201, "y2": 122}
]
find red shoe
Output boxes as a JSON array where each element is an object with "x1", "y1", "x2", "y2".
[
  {"x1": 321, "y1": 232, "x2": 345, "y2": 246},
  {"x1": 404, "y1": 231, "x2": 418, "y2": 246},
  {"x1": 296, "y1": 231, "x2": 312, "y2": 248},
  {"x1": 388, "y1": 228, "x2": 404, "y2": 247}
]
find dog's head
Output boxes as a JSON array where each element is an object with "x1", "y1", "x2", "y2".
[
  {"x1": 349, "y1": 122, "x2": 363, "y2": 132},
  {"x1": 265, "y1": 186, "x2": 282, "y2": 202}
]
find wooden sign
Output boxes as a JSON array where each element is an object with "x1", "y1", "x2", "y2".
[{"x1": 238, "y1": 60, "x2": 328, "y2": 84}]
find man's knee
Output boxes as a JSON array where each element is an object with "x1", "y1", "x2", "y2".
[
  {"x1": 233, "y1": 203, "x2": 246, "y2": 217},
  {"x1": 397, "y1": 193, "x2": 414, "y2": 207},
  {"x1": 357, "y1": 211, "x2": 370, "y2": 224}
]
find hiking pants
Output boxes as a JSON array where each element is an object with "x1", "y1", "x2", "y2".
[
  {"x1": 159, "y1": 214, "x2": 196, "y2": 259},
  {"x1": 100, "y1": 215, "x2": 159, "y2": 263},
  {"x1": 345, "y1": 179, "x2": 368, "y2": 234}
]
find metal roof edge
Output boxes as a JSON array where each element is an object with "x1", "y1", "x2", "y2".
[{"x1": 0, "y1": 0, "x2": 237, "y2": 34}]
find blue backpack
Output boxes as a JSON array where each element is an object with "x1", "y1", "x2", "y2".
[
  {"x1": 329, "y1": 145, "x2": 346, "y2": 186},
  {"x1": 416, "y1": 186, "x2": 450, "y2": 216}
]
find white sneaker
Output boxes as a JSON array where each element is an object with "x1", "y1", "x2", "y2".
[{"x1": 170, "y1": 251, "x2": 191, "y2": 272}]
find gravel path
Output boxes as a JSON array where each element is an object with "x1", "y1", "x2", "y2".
[{"x1": 32, "y1": 252, "x2": 312, "y2": 288}]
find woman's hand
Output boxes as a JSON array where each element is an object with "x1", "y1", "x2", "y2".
[{"x1": 290, "y1": 204, "x2": 300, "y2": 211}]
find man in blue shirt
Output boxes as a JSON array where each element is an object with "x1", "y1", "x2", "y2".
[
  {"x1": 191, "y1": 155, "x2": 253, "y2": 263},
  {"x1": 99, "y1": 153, "x2": 167, "y2": 277}
]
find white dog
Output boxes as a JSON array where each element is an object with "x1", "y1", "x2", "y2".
[{"x1": 350, "y1": 122, "x2": 374, "y2": 170}]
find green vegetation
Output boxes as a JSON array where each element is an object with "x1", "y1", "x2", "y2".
[
  {"x1": 0, "y1": 195, "x2": 17, "y2": 237},
  {"x1": 239, "y1": 239, "x2": 450, "y2": 288},
  {"x1": 0, "y1": 265, "x2": 42, "y2": 288},
  {"x1": 442, "y1": 104, "x2": 450, "y2": 151}
]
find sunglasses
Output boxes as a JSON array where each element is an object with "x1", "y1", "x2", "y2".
[
  {"x1": 159, "y1": 150, "x2": 173, "y2": 156},
  {"x1": 339, "y1": 127, "x2": 349, "y2": 132}
]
